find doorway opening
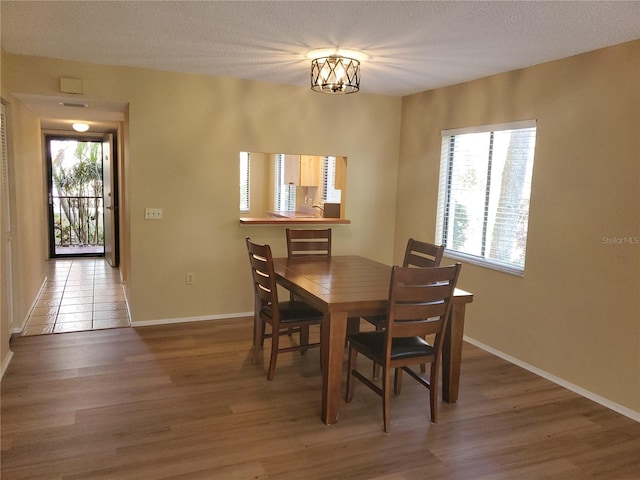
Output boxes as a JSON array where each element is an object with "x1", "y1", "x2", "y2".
[{"x1": 45, "y1": 134, "x2": 119, "y2": 266}]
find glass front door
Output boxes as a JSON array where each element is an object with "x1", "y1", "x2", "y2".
[{"x1": 46, "y1": 136, "x2": 105, "y2": 257}]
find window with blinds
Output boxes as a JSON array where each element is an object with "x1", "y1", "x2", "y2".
[
  {"x1": 239, "y1": 152, "x2": 250, "y2": 212},
  {"x1": 435, "y1": 120, "x2": 537, "y2": 275}
]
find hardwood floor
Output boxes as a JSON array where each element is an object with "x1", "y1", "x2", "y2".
[{"x1": 2, "y1": 317, "x2": 639, "y2": 479}]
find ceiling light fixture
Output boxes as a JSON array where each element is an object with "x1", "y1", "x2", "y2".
[
  {"x1": 72, "y1": 122, "x2": 90, "y2": 132},
  {"x1": 311, "y1": 54, "x2": 360, "y2": 94}
]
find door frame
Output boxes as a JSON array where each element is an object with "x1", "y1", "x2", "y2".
[
  {"x1": 44, "y1": 132, "x2": 119, "y2": 262},
  {"x1": 102, "y1": 132, "x2": 119, "y2": 267}
]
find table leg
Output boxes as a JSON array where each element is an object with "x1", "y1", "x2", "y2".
[
  {"x1": 321, "y1": 310, "x2": 347, "y2": 424},
  {"x1": 442, "y1": 303, "x2": 466, "y2": 403}
]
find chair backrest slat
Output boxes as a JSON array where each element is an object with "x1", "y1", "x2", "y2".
[
  {"x1": 286, "y1": 228, "x2": 332, "y2": 258},
  {"x1": 403, "y1": 238, "x2": 445, "y2": 269}
]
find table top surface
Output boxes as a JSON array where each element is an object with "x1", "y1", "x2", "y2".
[{"x1": 273, "y1": 255, "x2": 472, "y2": 314}]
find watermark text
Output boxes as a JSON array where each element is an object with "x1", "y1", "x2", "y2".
[{"x1": 602, "y1": 236, "x2": 639, "y2": 245}]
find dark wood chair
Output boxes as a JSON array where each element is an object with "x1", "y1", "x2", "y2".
[
  {"x1": 362, "y1": 238, "x2": 444, "y2": 330},
  {"x1": 285, "y1": 228, "x2": 332, "y2": 312},
  {"x1": 363, "y1": 238, "x2": 445, "y2": 378},
  {"x1": 345, "y1": 263, "x2": 461, "y2": 433},
  {"x1": 246, "y1": 237, "x2": 322, "y2": 380},
  {"x1": 284, "y1": 228, "x2": 356, "y2": 343},
  {"x1": 285, "y1": 228, "x2": 332, "y2": 257}
]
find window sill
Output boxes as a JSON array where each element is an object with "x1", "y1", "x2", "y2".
[{"x1": 444, "y1": 250, "x2": 525, "y2": 277}]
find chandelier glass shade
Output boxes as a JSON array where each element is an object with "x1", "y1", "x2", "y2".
[{"x1": 310, "y1": 55, "x2": 360, "y2": 94}]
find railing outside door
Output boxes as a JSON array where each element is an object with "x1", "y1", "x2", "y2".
[{"x1": 52, "y1": 194, "x2": 104, "y2": 255}]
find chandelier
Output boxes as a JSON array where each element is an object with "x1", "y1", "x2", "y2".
[{"x1": 310, "y1": 55, "x2": 360, "y2": 94}]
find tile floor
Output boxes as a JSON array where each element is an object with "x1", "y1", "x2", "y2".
[{"x1": 22, "y1": 258, "x2": 130, "y2": 336}]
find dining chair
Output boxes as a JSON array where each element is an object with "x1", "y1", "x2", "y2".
[
  {"x1": 245, "y1": 237, "x2": 323, "y2": 380},
  {"x1": 285, "y1": 228, "x2": 332, "y2": 312},
  {"x1": 285, "y1": 228, "x2": 332, "y2": 258},
  {"x1": 345, "y1": 263, "x2": 461, "y2": 433},
  {"x1": 362, "y1": 238, "x2": 445, "y2": 378},
  {"x1": 284, "y1": 227, "x2": 358, "y2": 342}
]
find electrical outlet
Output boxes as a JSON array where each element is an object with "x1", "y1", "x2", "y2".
[
  {"x1": 145, "y1": 208, "x2": 163, "y2": 220},
  {"x1": 186, "y1": 272, "x2": 194, "y2": 285}
]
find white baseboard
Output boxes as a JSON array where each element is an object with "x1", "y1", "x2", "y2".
[
  {"x1": 131, "y1": 311, "x2": 252, "y2": 328},
  {"x1": 12, "y1": 276, "x2": 48, "y2": 335},
  {"x1": 464, "y1": 335, "x2": 640, "y2": 423},
  {"x1": 1, "y1": 349, "x2": 14, "y2": 381},
  {"x1": 121, "y1": 283, "x2": 132, "y2": 325}
]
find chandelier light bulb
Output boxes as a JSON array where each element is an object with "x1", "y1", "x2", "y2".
[{"x1": 72, "y1": 122, "x2": 90, "y2": 132}]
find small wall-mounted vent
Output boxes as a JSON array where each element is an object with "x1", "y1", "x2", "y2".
[
  {"x1": 58, "y1": 102, "x2": 89, "y2": 108},
  {"x1": 60, "y1": 77, "x2": 83, "y2": 94}
]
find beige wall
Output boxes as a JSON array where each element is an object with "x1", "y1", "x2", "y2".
[
  {"x1": 0, "y1": 53, "x2": 401, "y2": 329},
  {"x1": 396, "y1": 40, "x2": 639, "y2": 414},
  {"x1": 0, "y1": 76, "x2": 49, "y2": 366}
]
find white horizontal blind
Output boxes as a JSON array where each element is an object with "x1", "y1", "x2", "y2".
[
  {"x1": 436, "y1": 120, "x2": 537, "y2": 274},
  {"x1": 274, "y1": 154, "x2": 295, "y2": 211},
  {"x1": 1, "y1": 101, "x2": 10, "y2": 236},
  {"x1": 239, "y1": 152, "x2": 250, "y2": 212},
  {"x1": 322, "y1": 156, "x2": 342, "y2": 203},
  {"x1": 1, "y1": 100, "x2": 14, "y2": 332}
]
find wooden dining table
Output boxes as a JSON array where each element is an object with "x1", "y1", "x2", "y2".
[{"x1": 272, "y1": 255, "x2": 474, "y2": 425}]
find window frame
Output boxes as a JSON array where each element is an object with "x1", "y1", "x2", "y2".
[{"x1": 435, "y1": 120, "x2": 537, "y2": 276}]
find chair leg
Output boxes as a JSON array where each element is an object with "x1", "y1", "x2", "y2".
[
  {"x1": 346, "y1": 317, "x2": 360, "y2": 347},
  {"x1": 429, "y1": 361, "x2": 438, "y2": 423},
  {"x1": 267, "y1": 328, "x2": 279, "y2": 380},
  {"x1": 382, "y1": 366, "x2": 391, "y2": 433},
  {"x1": 252, "y1": 314, "x2": 263, "y2": 364},
  {"x1": 393, "y1": 367, "x2": 403, "y2": 394},
  {"x1": 372, "y1": 362, "x2": 379, "y2": 380},
  {"x1": 299, "y1": 324, "x2": 309, "y2": 355},
  {"x1": 288, "y1": 293, "x2": 295, "y2": 337},
  {"x1": 372, "y1": 324, "x2": 384, "y2": 379},
  {"x1": 345, "y1": 346, "x2": 357, "y2": 402}
]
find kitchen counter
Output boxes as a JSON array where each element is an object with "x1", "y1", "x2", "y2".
[
  {"x1": 241, "y1": 205, "x2": 349, "y2": 225},
  {"x1": 266, "y1": 210, "x2": 318, "y2": 219},
  {"x1": 240, "y1": 217, "x2": 350, "y2": 225}
]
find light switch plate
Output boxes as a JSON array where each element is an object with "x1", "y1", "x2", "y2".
[{"x1": 145, "y1": 208, "x2": 163, "y2": 220}]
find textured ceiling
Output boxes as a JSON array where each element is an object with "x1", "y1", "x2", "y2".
[{"x1": 2, "y1": 0, "x2": 639, "y2": 98}]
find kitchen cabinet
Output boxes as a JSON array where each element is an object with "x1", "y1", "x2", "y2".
[
  {"x1": 283, "y1": 154, "x2": 300, "y2": 185},
  {"x1": 283, "y1": 154, "x2": 321, "y2": 186},
  {"x1": 299, "y1": 155, "x2": 321, "y2": 186},
  {"x1": 334, "y1": 156, "x2": 346, "y2": 190}
]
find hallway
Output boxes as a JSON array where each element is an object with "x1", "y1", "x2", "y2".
[{"x1": 22, "y1": 258, "x2": 130, "y2": 336}]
